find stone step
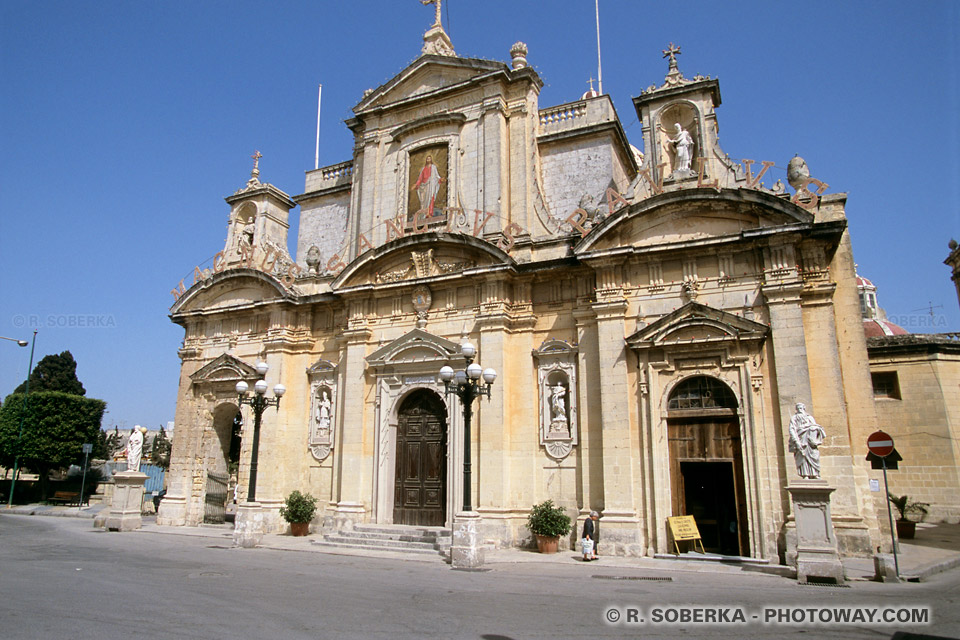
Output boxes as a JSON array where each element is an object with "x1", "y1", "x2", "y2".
[
  {"x1": 335, "y1": 530, "x2": 451, "y2": 544},
  {"x1": 313, "y1": 538, "x2": 442, "y2": 556},
  {"x1": 352, "y1": 524, "x2": 451, "y2": 539},
  {"x1": 322, "y1": 534, "x2": 440, "y2": 551}
]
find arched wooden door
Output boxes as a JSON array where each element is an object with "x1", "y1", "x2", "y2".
[
  {"x1": 666, "y1": 376, "x2": 749, "y2": 556},
  {"x1": 393, "y1": 390, "x2": 448, "y2": 526}
]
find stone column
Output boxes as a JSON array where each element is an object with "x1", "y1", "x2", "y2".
[
  {"x1": 233, "y1": 501, "x2": 264, "y2": 548},
  {"x1": 334, "y1": 323, "x2": 372, "y2": 531},
  {"x1": 450, "y1": 511, "x2": 485, "y2": 569},
  {"x1": 592, "y1": 296, "x2": 642, "y2": 555},
  {"x1": 104, "y1": 471, "x2": 148, "y2": 532}
]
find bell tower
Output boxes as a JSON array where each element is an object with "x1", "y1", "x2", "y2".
[
  {"x1": 221, "y1": 151, "x2": 295, "y2": 270},
  {"x1": 632, "y1": 43, "x2": 723, "y2": 186}
]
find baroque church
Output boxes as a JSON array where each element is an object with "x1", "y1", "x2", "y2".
[{"x1": 158, "y1": 11, "x2": 895, "y2": 562}]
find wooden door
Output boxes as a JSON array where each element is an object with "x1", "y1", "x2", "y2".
[
  {"x1": 393, "y1": 391, "x2": 447, "y2": 526},
  {"x1": 668, "y1": 416, "x2": 749, "y2": 556}
]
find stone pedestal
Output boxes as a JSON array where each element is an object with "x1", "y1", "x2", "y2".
[
  {"x1": 787, "y1": 481, "x2": 845, "y2": 585},
  {"x1": 234, "y1": 502, "x2": 264, "y2": 548},
  {"x1": 450, "y1": 511, "x2": 485, "y2": 569},
  {"x1": 873, "y1": 554, "x2": 900, "y2": 583},
  {"x1": 104, "y1": 471, "x2": 148, "y2": 532},
  {"x1": 333, "y1": 501, "x2": 366, "y2": 532}
]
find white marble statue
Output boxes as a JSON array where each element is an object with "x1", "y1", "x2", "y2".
[
  {"x1": 315, "y1": 390, "x2": 332, "y2": 437},
  {"x1": 788, "y1": 403, "x2": 826, "y2": 479},
  {"x1": 549, "y1": 382, "x2": 567, "y2": 432},
  {"x1": 669, "y1": 123, "x2": 694, "y2": 174},
  {"x1": 126, "y1": 426, "x2": 145, "y2": 472}
]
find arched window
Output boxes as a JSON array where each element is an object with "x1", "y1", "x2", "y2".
[{"x1": 667, "y1": 376, "x2": 737, "y2": 411}]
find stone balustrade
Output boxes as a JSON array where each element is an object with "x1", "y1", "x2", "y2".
[{"x1": 304, "y1": 161, "x2": 354, "y2": 193}]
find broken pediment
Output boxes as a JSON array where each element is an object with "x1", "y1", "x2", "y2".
[
  {"x1": 366, "y1": 328, "x2": 460, "y2": 369},
  {"x1": 576, "y1": 189, "x2": 815, "y2": 254},
  {"x1": 191, "y1": 353, "x2": 259, "y2": 385},
  {"x1": 627, "y1": 302, "x2": 768, "y2": 349}
]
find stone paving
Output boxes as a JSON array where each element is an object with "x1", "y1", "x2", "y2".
[{"x1": 6, "y1": 503, "x2": 959, "y2": 583}]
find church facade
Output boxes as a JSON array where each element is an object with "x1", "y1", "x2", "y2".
[{"x1": 158, "y1": 17, "x2": 888, "y2": 561}]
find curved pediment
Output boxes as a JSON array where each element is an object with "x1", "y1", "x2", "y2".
[
  {"x1": 333, "y1": 232, "x2": 515, "y2": 290},
  {"x1": 627, "y1": 302, "x2": 768, "y2": 348},
  {"x1": 171, "y1": 269, "x2": 293, "y2": 315},
  {"x1": 575, "y1": 188, "x2": 815, "y2": 255}
]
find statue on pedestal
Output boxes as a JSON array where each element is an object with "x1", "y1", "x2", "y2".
[
  {"x1": 788, "y1": 403, "x2": 825, "y2": 479},
  {"x1": 126, "y1": 426, "x2": 146, "y2": 472}
]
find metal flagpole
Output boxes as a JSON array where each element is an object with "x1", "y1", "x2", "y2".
[
  {"x1": 314, "y1": 84, "x2": 323, "y2": 170},
  {"x1": 595, "y1": 0, "x2": 603, "y2": 94}
]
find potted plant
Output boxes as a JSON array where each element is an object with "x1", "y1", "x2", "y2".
[
  {"x1": 280, "y1": 490, "x2": 318, "y2": 536},
  {"x1": 527, "y1": 500, "x2": 572, "y2": 553},
  {"x1": 888, "y1": 494, "x2": 929, "y2": 539}
]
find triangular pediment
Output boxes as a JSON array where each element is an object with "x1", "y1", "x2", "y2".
[
  {"x1": 627, "y1": 302, "x2": 768, "y2": 348},
  {"x1": 191, "y1": 353, "x2": 258, "y2": 384},
  {"x1": 366, "y1": 329, "x2": 460, "y2": 368},
  {"x1": 354, "y1": 56, "x2": 510, "y2": 113}
]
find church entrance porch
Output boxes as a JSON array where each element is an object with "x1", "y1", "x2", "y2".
[{"x1": 393, "y1": 390, "x2": 448, "y2": 527}]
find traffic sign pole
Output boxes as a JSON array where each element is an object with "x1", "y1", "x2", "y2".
[{"x1": 881, "y1": 456, "x2": 899, "y2": 578}]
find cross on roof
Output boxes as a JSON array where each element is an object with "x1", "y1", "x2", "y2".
[
  {"x1": 662, "y1": 42, "x2": 682, "y2": 71},
  {"x1": 587, "y1": 77, "x2": 596, "y2": 92},
  {"x1": 421, "y1": 0, "x2": 442, "y2": 27}
]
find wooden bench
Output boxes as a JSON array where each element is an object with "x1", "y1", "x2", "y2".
[{"x1": 48, "y1": 491, "x2": 81, "y2": 506}]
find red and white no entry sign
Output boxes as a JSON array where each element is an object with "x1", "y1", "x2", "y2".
[{"x1": 867, "y1": 431, "x2": 895, "y2": 458}]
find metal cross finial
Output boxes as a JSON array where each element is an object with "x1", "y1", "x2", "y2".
[
  {"x1": 421, "y1": 0, "x2": 441, "y2": 26},
  {"x1": 587, "y1": 77, "x2": 596, "y2": 93},
  {"x1": 662, "y1": 42, "x2": 682, "y2": 72}
]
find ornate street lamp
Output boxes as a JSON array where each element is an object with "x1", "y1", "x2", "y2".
[
  {"x1": 235, "y1": 360, "x2": 285, "y2": 502},
  {"x1": 439, "y1": 342, "x2": 496, "y2": 512},
  {"x1": 6, "y1": 330, "x2": 36, "y2": 509}
]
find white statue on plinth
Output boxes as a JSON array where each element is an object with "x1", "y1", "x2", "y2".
[
  {"x1": 126, "y1": 425, "x2": 146, "y2": 472},
  {"x1": 788, "y1": 403, "x2": 825, "y2": 479}
]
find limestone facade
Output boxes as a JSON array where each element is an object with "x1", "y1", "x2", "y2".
[{"x1": 159, "y1": 24, "x2": 888, "y2": 561}]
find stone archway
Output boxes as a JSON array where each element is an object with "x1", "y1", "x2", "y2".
[
  {"x1": 393, "y1": 389, "x2": 448, "y2": 526},
  {"x1": 666, "y1": 376, "x2": 749, "y2": 556}
]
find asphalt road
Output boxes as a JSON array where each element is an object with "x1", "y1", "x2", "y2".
[{"x1": 1, "y1": 515, "x2": 958, "y2": 639}]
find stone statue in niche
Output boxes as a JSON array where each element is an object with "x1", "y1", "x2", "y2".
[
  {"x1": 548, "y1": 381, "x2": 569, "y2": 436},
  {"x1": 315, "y1": 390, "x2": 333, "y2": 439},
  {"x1": 664, "y1": 123, "x2": 694, "y2": 177},
  {"x1": 788, "y1": 403, "x2": 825, "y2": 479}
]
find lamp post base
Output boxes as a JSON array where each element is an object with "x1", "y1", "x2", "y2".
[
  {"x1": 234, "y1": 501, "x2": 265, "y2": 548},
  {"x1": 450, "y1": 511, "x2": 485, "y2": 569}
]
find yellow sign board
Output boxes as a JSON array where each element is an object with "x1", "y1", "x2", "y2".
[{"x1": 667, "y1": 515, "x2": 706, "y2": 554}]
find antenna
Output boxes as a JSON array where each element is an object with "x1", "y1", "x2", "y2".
[{"x1": 910, "y1": 302, "x2": 943, "y2": 323}]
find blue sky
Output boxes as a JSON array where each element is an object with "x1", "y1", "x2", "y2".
[{"x1": 1, "y1": 1, "x2": 958, "y2": 430}]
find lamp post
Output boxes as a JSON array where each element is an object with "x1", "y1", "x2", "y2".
[
  {"x1": 6, "y1": 330, "x2": 36, "y2": 509},
  {"x1": 235, "y1": 360, "x2": 285, "y2": 502},
  {"x1": 438, "y1": 342, "x2": 496, "y2": 513}
]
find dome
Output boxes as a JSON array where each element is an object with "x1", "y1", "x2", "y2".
[
  {"x1": 855, "y1": 274, "x2": 875, "y2": 289},
  {"x1": 863, "y1": 319, "x2": 909, "y2": 338},
  {"x1": 581, "y1": 88, "x2": 599, "y2": 99}
]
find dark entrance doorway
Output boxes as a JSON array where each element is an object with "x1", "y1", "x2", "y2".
[
  {"x1": 666, "y1": 377, "x2": 749, "y2": 556},
  {"x1": 393, "y1": 390, "x2": 447, "y2": 526}
]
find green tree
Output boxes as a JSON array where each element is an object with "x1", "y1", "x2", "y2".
[
  {"x1": 14, "y1": 351, "x2": 86, "y2": 396},
  {"x1": 0, "y1": 391, "x2": 105, "y2": 500},
  {"x1": 150, "y1": 426, "x2": 171, "y2": 470}
]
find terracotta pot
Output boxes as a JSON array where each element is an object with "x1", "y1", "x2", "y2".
[
  {"x1": 290, "y1": 522, "x2": 310, "y2": 537},
  {"x1": 895, "y1": 519, "x2": 916, "y2": 540},
  {"x1": 535, "y1": 534, "x2": 560, "y2": 554}
]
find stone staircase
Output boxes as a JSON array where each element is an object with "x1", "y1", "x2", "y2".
[{"x1": 313, "y1": 524, "x2": 452, "y2": 559}]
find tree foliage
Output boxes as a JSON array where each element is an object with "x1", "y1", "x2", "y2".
[
  {"x1": 151, "y1": 426, "x2": 172, "y2": 470},
  {"x1": 14, "y1": 351, "x2": 86, "y2": 396},
  {"x1": 0, "y1": 391, "x2": 105, "y2": 498}
]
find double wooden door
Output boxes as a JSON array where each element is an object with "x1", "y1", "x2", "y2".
[
  {"x1": 394, "y1": 391, "x2": 447, "y2": 526},
  {"x1": 667, "y1": 415, "x2": 749, "y2": 556}
]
